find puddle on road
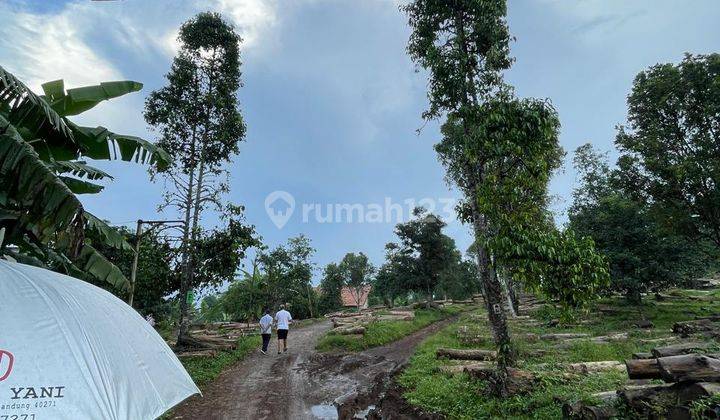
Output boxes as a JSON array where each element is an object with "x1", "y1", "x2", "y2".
[
  {"x1": 310, "y1": 404, "x2": 338, "y2": 419},
  {"x1": 311, "y1": 403, "x2": 377, "y2": 419}
]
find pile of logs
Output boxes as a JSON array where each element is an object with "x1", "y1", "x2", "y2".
[
  {"x1": 566, "y1": 342, "x2": 720, "y2": 419},
  {"x1": 673, "y1": 316, "x2": 720, "y2": 338},
  {"x1": 175, "y1": 322, "x2": 259, "y2": 356},
  {"x1": 326, "y1": 309, "x2": 416, "y2": 336}
]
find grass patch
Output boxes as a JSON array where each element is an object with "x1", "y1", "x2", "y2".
[
  {"x1": 316, "y1": 305, "x2": 466, "y2": 352},
  {"x1": 398, "y1": 290, "x2": 720, "y2": 419},
  {"x1": 181, "y1": 335, "x2": 261, "y2": 388}
]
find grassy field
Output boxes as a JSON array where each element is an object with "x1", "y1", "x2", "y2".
[
  {"x1": 398, "y1": 289, "x2": 720, "y2": 419},
  {"x1": 316, "y1": 305, "x2": 467, "y2": 352}
]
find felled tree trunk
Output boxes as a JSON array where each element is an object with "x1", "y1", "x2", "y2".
[
  {"x1": 657, "y1": 354, "x2": 720, "y2": 382},
  {"x1": 436, "y1": 348, "x2": 497, "y2": 361},
  {"x1": 626, "y1": 358, "x2": 663, "y2": 379},
  {"x1": 651, "y1": 342, "x2": 711, "y2": 358}
]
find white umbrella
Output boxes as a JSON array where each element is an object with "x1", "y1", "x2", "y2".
[{"x1": 0, "y1": 260, "x2": 199, "y2": 420}]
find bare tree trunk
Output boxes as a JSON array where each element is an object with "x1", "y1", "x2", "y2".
[
  {"x1": 506, "y1": 275, "x2": 520, "y2": 315},
  {"x1": 176, "y1": 159, "x2": 196, "y2": 346},
  {"x1": 498, "y1": 271, "x2": 517, "y2": 317},
  {"x1": 471, "y1": 205, "x2": 512, "y2": 396}
]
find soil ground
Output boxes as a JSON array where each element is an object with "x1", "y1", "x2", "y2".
[{"x1": 171, "y1": 317, "x2": 456, "y2": 420}]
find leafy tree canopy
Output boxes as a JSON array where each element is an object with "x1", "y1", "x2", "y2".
[{"x1": 616, "y1": 53, "x2": 720, "y2": 248}]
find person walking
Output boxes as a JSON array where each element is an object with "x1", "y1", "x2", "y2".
[
  {"x1": 259, "y1": 309, "x2": 273, "y2": 355},
  {"x1": 275, "y1": 304, "x2": 292, "y2": 354}
]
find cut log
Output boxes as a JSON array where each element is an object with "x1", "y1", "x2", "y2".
[
  {"x1": 463, "y1": 364, "x2": 496, "y2": 379},
  {"x1": 672, "y1": 319, "x2": 717, "y2": 337},
  {"x1": 334, "y1": 326, "x2": 366, "y2": 335},
  {"x1": 579, "y1": 404, "x2": 618, "y2": 420},
  {"x1": 567, "y1": 361, "x2": 626, "y2": 374},
  {"x1": 176, "y1": 349, "x2": 218, "y2": 358},
  {"x1": 638, "y1": 336, "x2": 679, "y2": 344},
  {"x1": 625, "y1": 358, "x2": 662, "y2": 379},
  {"x1": 451, "y1": 299, "x2": 473, "y2": 304},
  {"x1": 657, "y1": 354, "x2": 720, "y2": 382},
  {"x1": 618, "y1": 383, "x2": 675, "y2": 413},
  {"x1": 635, "y1": 319, "x2": 654, "y2": 329},
  {"x1": 676, "y1": 382, "x2": 720, "y2": 403},
  {"x1": 632, "y1": 352, "x2": 653, "y2": 359},
  {"x1": 436, "y1": 348, "x2": 497, "y2": 361},
  {"x1": 651, "y1": 342, "x2": 711, "y2": 358},
  {"x1": 540, "y1": 333, "x2": 590, "y2": 341},
  {"x1": 388, "y1": 310, "x2": 414, "y2": 317},
  {"x1": 437, "y1": 362, "x2": 493, "y2": 375}
]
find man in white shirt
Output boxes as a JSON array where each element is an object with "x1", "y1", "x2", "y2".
[
  {"x1": 259, "y1": 309, "x2": 273, "y2": 355},
  {"x1": 275, "y1": 304, "x2": 292, "y2": 354}
]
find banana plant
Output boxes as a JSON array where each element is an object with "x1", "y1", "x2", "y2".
[{"x1": 0, "y1": 66, "x2": 169, "y2": 292}]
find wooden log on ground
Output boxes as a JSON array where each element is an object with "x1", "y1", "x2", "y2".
[
  {"x1": 579, "y1": 404, "x2": 618, "y2": 420},
  {"x1": 632, "y1": 352, "x2": 653, "y2": 359},
  {"x1": 451, "y1": 299, "x2": 473, "y2": 304},
  {"x1": 638, "y1": 336, "x2": 679, "y2": 344},
  {"x1": 463, "y1": 364, "x2": 496, "y2": 379},
  {"x1": 651, "y1": 342, "x2": 711, "y2": 358},
  {"x1": 625, "y1": 358, "x2": 662, "y2": 379},
  {"x1": 436, "y1": 348, "x2": 497, "y2": 361},
  {"x1": 334, "y1": 326, "x2": 366, "y2": 335},
  {"x1": 657, "y1": 354, "x2": 720, "y2": 382},
  {"x1": 676, "y1": 382, "x2": 720, "y2": 403},
  {"x1": 176, "y1": 349, "x2": 218, "y2": 358},
  {"x1": 540, "y1": 333, "x2": 590, "y2": 341},
  {"x1": 618, "y1": 384, "x2": 675, "y2": 415},
  {"x1": 436, "y1": 362, "x2": 493, "y2": 375},
  {"x1": 567, "y1": 361, "x2": 626, "y2": 374},
  {"x1": 672, "y1": 319, "x2": 717, "y2": 337}
]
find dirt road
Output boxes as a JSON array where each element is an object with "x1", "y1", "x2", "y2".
[{"x1": 171, "y1": 317, "x2": 454, "y2": 420}]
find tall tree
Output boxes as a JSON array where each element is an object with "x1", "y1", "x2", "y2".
[
  {"x1": 318, "y1": 262, "x2": 344, "y2": 314},
  {"x1": 339, "y1": 252, "x2": 375, "y2": 310},
  {"x1": 616, "y1": 53, "x2": 720, "y2": 249},
  {"x1": 258, "y1": 235, "x2": 316, "y2": 318},
  {"x1": 144, "y1": 13, "x2": 249, "y2": 346},
  {"x1": 569, "y1": 143, "x2": 715, "y2": 303},
  {"x1": 389, "y1": 207, "x2": 455, "y2": 305},
  {"x1": 401, "y1": 0, "x2": 518, "y2": 389},
  {"x1": 402, "y1": 1, "x2": 607, "y2": 393}
]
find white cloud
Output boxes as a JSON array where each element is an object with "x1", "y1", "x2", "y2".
[
  {"x1": 212, "y1": 0, "x2": 278, "y2": 48},
  {"x1": 0, "y1": 2, "x2": 121, "y2": 91}
]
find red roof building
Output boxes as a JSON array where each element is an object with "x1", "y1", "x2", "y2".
[{"x1": 340, "y1": 285, "x2": 372, "y2": 309}]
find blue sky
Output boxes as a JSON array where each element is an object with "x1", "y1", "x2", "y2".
[{"x1": 2, "y1": 0, "x2": 719, "y2": 285}]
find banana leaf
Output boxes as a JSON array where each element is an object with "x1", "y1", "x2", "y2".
[
  {"x1": 41, "y1": 79, "x2": 143, "y2": 117},
  {"x1": 77, "y1": 244, "x2": 131, "y2": 293},
  {"x1": 69, "y1": 123, "x2": 170, "y2": 170},
  {"x1": 60, "y1": 176, "x2": 104, "y2": 194},
  {"x1": 84, "y1": 212, "x2": 133, "y2": 251},
  {"x1": 49, "y1": 160, "x2": 113, "y2": 180},
  {"x1": 0, "y1": 66, "x2": 74, "y2": 142},
  {"x1": 0, "y1": 117, "x2": 84, "y2": 244}
]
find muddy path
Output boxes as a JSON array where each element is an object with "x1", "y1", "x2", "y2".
[{"x1": 171, "y1": 317, "x2": 455, "y2": 420}]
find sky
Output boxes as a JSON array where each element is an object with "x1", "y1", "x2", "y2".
[{"x1": 1, "y1": 0, "x2": 719, "y2": 285}]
